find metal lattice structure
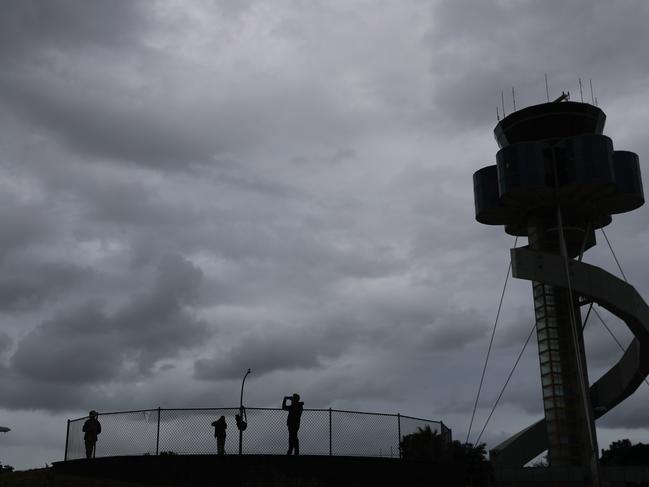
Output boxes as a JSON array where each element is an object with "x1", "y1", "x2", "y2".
[{"x1": 64, "y1": 407, "x2": 450, "y2": 460}]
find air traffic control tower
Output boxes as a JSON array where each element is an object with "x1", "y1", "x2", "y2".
[{"x1": 473, "y1": 98, "x2": 649, "y2": 483}]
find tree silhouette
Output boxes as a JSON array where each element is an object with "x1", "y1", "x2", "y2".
[
  {"x1": 601, "y1": 439, "x2": 649, "y2": 466},
  {"x1": 400, "y1": 426, "x2": 492, "y2": 486},
  {"x1": 400, "y1": 425, "x2": 446, "y2": 461}
]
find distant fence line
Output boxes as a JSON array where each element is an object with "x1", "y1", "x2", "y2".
[{"x1": 65, "y1": 407, "x2": 451, "y2": 460}]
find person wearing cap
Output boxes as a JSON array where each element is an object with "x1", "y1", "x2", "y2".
[
  {"x1": 82, "y1": 410, "x2": 102, "y2": 459},
  {"x1": 281, "y1": 393, "x2": 304, "y2": 455},
  {"x1": 211, "y1": 415, "x2": 227, "y2": 455}
]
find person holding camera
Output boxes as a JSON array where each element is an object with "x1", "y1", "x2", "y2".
[
  {"x1": 211, "y1": 415, "x2": 227, "y2": 455},
  {"x1": 281, "y1": 393, "x2": 304, "y2": 455}
]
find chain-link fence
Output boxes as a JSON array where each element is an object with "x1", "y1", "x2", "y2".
[{"x1": 65, "y1": 407, "x2": 451, "y2": 460}]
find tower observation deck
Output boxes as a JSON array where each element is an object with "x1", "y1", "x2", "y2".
[{"x1": 473, "y1": 99, "x2": 647, "y2": 484}]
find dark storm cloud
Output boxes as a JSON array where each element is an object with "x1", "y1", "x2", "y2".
[
  {"x1": 194, "y1": 326, "x2": 341, "y2": 380},
  {"x1": 599, "y1": 391, "x2": 649, "y2": 429},
  {"x1": 8, "y1": 255, "x2": 209, "y2": 391},
  {"x1": 0, "y1": 332, "x2": 12, "y2": 356},
  {"x1": 0, "y1": 194, "x2": 56, "y2": 258},
  {"x1": 417, "y1": 309, "x2": 490, "y2": 350},
  {"x1": 0, "y1": 373, "x2": 85, "y2": 411},
  {"x1": 0, "y1": 64, "x2": 362, "y2": 171},
  {"x1": 0, "y1": 76, "x2": 217, "y2": 169},
  {"x1": 0, "y1": 3, "x2": 373, "y2": 172},
  {"x1": 0, "y1": 258, "x2": 90, "y2": 311},
  {"x1": 0, "y1": 1, "x2": 145, "y2": 58},
  {"x1": 305, "y1": 371, "x2": 397, "y2": 406},
  {"x1": 0, "y1": 0, "x2": 214, "y2": 169},
  {"x1": 195, "y1": 301, "x2": 491, "y2": 381}
]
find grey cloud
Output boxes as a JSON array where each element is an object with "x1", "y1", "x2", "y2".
[
  {"x1": 11, "y1": 302, "x2": 117, "y2": 384},
  {"x1": 584, "y1": 327, "x2": 632, "y2": 370},
  {"x1": 290, "y1": 148, "x2": 357, "y2": 166},
  {"x1": 8, "y1": 255, "x2": 209, "y2": 391},
  {"x1": 424, "y1": 0, "x2": 649, "y2": 132},
  {"x1": 0, "y1": 372, "x2": 85, "y2": 411},
  {"x1": 0, "y1": 76, "x2": 218, "y2": 169},
  {"x1": 0, "y1": 257, "x2": 91, "y2": 312},
  {"x1": 0, "y1": 0, "x2": 147, "y2": 60},
  {"x1": 418, "y1": 310, "x2": 490, "y2": 350},
  {"x1": 0, "y1": 332, "x2": 12, "y2": 356},
  {"x1": 213, "y1": 0, "x2": 258, "y2": 18},
  {"x1": 0, "y1": 3, "x2": 373, "y2": 173},
  {"x1": 599, "y1": 395, "x2": 649, "y2": 429},
  {"x1": 195, "y1": 299, "x2": 492, "y2": 382},
  {"x1": 211, "y1": 160, "x2": 308, "y2": 199},
  {"x1": 80, "y1": 180, "x2": 197, "y2": 229},
  {"x1": 0, "y1": 195, "x2": 56, "y2": 259},
  {"x1": 194, "y1": 325, "x2": 346, "y2": 380},
  {"x1": 0, "y1": 56, "x2": 363, "y2": 171},
  {"x1": 305, "y1": 371, "x2": 396, "y2": 406}
]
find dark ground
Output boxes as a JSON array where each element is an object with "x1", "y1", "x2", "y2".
[
  {"x1": 0, "y1": 468, "x2": 172, "y2": 487},
  {"x1": 50, "y1": 455, "x2": 475, "y2": 487}
]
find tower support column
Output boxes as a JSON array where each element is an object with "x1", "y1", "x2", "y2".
[{"x1": 528, "y1": 218, "x2": 597, "y2": 470}]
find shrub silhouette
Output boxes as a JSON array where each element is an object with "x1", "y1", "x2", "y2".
[
  {"x1": 400, "y1": 425, "x2": 446, "y2": 461},
  {"x1": 400, "y1": 426, "x2": 492, "y2": 486},
  {"x1": 601, "y1": 439, "x2": 649, "y2": 466}
]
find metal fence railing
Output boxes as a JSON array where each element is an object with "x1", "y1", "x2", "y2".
[{"x1": 64, "y1": 407, "x2": 451, "y2": 460}]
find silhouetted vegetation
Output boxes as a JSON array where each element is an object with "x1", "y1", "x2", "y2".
[
  {"x1": 399, "y1": 426, "x2": 492, "y2": 486},
  {"x1": 400, "y1": 425, "x2": 446, "y2": 461},
  {"x1": 601, "y1": 439, "x2": 649, "y2": 466},
  {"x1": 0, "y1": 460, "x2": 15, "y2": 473}
]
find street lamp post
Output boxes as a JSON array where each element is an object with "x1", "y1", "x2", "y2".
[{"x1": 238, "y1": 368, "x2": 251, "y2": 455}]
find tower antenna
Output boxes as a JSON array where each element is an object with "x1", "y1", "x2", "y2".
[
  {"x1": 497, "y1": 106, "x2": 500, "y2": 121},
  {"x1": 590, "y1": 79, "x2": 595, "y2": 105},
  {"x1": 501, "y1": 90, "x2": 506, "y2": 117},
  {"x1": 512, "y1": 87, "x2": 516, "y2": 111},
  {"x1": 544, "y1": 73, "x2": 550, "y2": 102},
  {"x1": 579, "y1": 77, "x2": 584, "y2": 102}
]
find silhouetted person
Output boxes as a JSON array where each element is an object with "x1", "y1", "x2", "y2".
[
  {"x1": 282, "y1": 393, "x2": 304, "y2": 455},
  {"x1": 82, "y1": 410, "x2": 101, "y2": 459},
  {"x1": 211, "y1": 415, "x2": 227, "y2": 455}
]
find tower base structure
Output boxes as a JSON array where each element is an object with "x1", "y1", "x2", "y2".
[{"x1": 489, "y1": 247, "x2": 649, "y2": 468}]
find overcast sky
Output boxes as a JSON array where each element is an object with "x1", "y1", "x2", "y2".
[{"x1": 2, "y1": 0, "x2": 649, "y2": 470}]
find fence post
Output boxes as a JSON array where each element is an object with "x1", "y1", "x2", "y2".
[
  {"x1": 156, "y1": 407, "x2": 161, "y2": 455},
  {"x1": 397, "y1": 413, "x2": 402, "y2": 458},
  {"x1": 64, "y1": 419, "x2": 70, "y2": 461},
  {"x1": 93, "y1": 414, "x2": 98, "y2": 458},
  {"x1": 329, "y1": 408, "x2": 333, "y2": 456}
]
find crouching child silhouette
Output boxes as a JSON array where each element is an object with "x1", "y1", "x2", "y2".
[
  {"x1": 82, "y1": 410, "x2": 101, "y2": 459},
  {"x1": 211, "y1": 415, "x2": 227, "y2": 455},
  {"x1": 282, "y1": 393, "x2": 304, "y2": 455}
]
